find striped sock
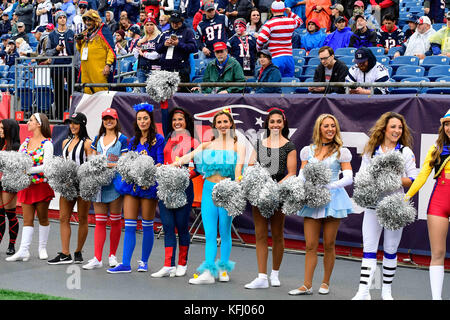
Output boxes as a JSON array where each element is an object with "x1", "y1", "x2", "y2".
[
  {"x1": 0, "y1": 208, "x2": 5, "y2": 244},
  {"x1": 6, "y1": 208, "x2": 18, "y2": 246},
  {"x1": 109, "y1": 213, "x2": 122, "y2": 257},
  {"x1": 141, "y1": 219, "x2": 154, "y2": 263},
  {"x1": 122, "y1": 219, "x2": 137, "y2": 267},
  {"x1": 94, "y1": 214, "x2": 108, "y2": 261},
  {"x1": 358, "y1": 254, "x2": 377, "y2": 293},
  {"x1": 382, "y1": 252, "x2": 397, "y2": 290}
]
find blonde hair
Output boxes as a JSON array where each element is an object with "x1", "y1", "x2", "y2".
[
  {"x1": 363, "y1": 112, "x2": 413, "y2": 157},
  {"x1": 144, "y1": 19, "x2": 161, "y2": 39},
  {"x1": 311, "y1": 114, "x2": 343, "y2": 158},
  {"x1": 429, "y1": 121, "x2": 450, "y2": 168}
]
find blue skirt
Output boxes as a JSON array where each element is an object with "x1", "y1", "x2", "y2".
[
  {"x1": 113, "y1": 173, "x2": 158, "y2": 199},
  {"x1": 298, "y1": 187, "x2": 354, "y2": 219}
]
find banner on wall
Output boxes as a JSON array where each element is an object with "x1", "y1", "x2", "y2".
[{"x1": 71, "y1": 92, "x2": 450, "y2": 256}]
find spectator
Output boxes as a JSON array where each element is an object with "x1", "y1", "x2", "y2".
[
  {"x1": 348, "y1": 1, "x2": 379, "y2": 31},
  {"x1": 285, "y1": 0, "x2": 307, "y2": 24},
  {"x1": 3, "y1": 39, "x2": 18, "y2": 66},
  {"x1": 300, "y1": 18, "x2": 326, "y2": 52},
  {"x1": 349, "y1": 15, "x2": 377, "y2": 48},
  {"x1": 16, "y1": 37, "x2": 31, "y2": 56},
  {"x1": 0, "y1": 12, "x2": 10, "y2": 36},
  {"x1": 114, "y1": 29, "x2": 128, "y2": 55},
  {"x1": 424, "y1": 0, "x2": 447, "y2": 23},
  {"x1": 26, "y1": 25, "x2": 48, "y2": 57},
  {"x1": 394, "y1": 16, "x2": 435, "y2": 61},
  {"x1": 34, "y1": 0, "x2": 52, "y2": 28},
  {"x1": 370, "y1": 0, "x2": 399, "y2": 24},
  {"x1": 10, "y1": 13, "x2": 18, "y2": 37},
  {"x1": 14, "y1": 0, "x2": 32, "y2": 33},
  {"x1": 12, "y1": 21, "x2": 29, "y2": 42},
  {"x1": 429, "y1": 12, "x2": 450, "y2": 57},
  {"x1": 329, "y1": 4, "x2": 347, "y2": 33},
  {"x1": 105, "y1": 10, "x2": 118, "y2": 33},
  {"x1": 403, "y1": 15, "x2": 418, "y2": 41},
  {"x1": 119, "y1": 16, "x2": 132, "y2": 32},
  {"x1": 192, "y1": 0, "x2": 214, "y2": 31},
  {"x1": 159, "y1": 14, "x2": 170, "y2": 32},
  {"x1": 227, "y1": 18, "x2": 257, "y2": 76},
  {"x1": 127, "y1": 24, "x2": 141, "y2": 52},
  {"x1": 133, "y1": 16, "x2": 161, "y2": 91},
  {"x1": 309, "y1": 46, "x2": 348, "y2": 93},
  {"x1": 61, "y1": 0, "x2": 77, "y2": 27},
  {"x1": 196, "y1": 2, "x2": 232, "y2": 60},
  {"x1": 193, "y1": 41, "x2": 246, "y2": 93},
  {"x1": 220, "y1": 0, "x2": 252, "y2": 27},
  {"x1": 45, "y1": 10, "x2": 75, "y2": 118},
  {"x1": 305, "y1": 0, "x2": 331, "y2": 31},
  {"x1": 142, "y1": 0, "x2": 161, "y2": 22},
  {"x1": 156, "y1": 10, "x2": 197, "y2": 85},
  {"x1": 160, "y1": 0, "x2": 175, "y2": 16},
  {"x1": 254, "y1": 49, "x2": 281, "y2": 93},
  {"x1": 256, "y1": 3, "x2": 303, "y2": 77},
  {"x1": 0, "y1": 33, "x2": 9, "y2": 50},
  {"x1": 376, "y1": 14, "x2": 404, "y2": 54},
  {"x1": 72, "y1": 0, "x2": 88, "y2": 34},
  {"x1": 323, "y1": 16, "x2": 354, "y2": 51},
  {"x1": 75, "y1": 9, "x2": 116, "y2": 93},
  {"x1": 110, "y1": 0, "x2": 140, "y2": 24},
  {"x1": 246, "y1": 8, "x2": 262, "y2": 38},
  {"x1": 346, "y1": 47, "x2": 390, "y2": 94}
]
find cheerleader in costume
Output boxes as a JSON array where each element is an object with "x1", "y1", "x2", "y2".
[
  {"x1": 405, "y1": 109, "x2": 450, "y2": 300},
  {"x1": 0, "y1": 119, "x2": 21, "y2": 256},
  {"x1": 174, "y1": 110, "x2": 246, "y2": 285},
  {"x1": 107, "y1": 103, "x2": 165, "y2": 273},
  {"x1": 48, "y1": 113, "x2": 93, "y2": 265},
  {"x1": 245, "y1": 108, "x2": 297, "y2": 289},
  {"x1": 82, "y1": 108, "x2": 128, "y2": 270},
  {"x1": 352, "y1": 112, "x2": 418, "y2": 300},
  {"x1": 289, "y1": 114, "x2": 353, "y2": 296},
  {"x1": 6, "y1": 113, "x2": 55, "y2": 262},
  {"x1": 151, "y1": 106, "x2": 200, "y2": 278}
]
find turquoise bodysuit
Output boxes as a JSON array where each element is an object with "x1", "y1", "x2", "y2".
[{"x1": 194, "y1": 149, "x2": 237, "y2": 179}]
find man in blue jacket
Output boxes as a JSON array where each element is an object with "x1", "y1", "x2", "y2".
[
  {"x1": 255, "y1": 49, "x2": 281, "y2": 93},
  {"x1": 156, "y1": 10, "x2": 198, "y2": 88},
  {"x1": 323, "y1": 16, "x2": 354, "y2": 51},
  {"x1": 300, "y1": 18, "x2": 326, "y2": 53}
]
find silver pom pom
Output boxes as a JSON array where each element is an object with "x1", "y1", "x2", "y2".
[
  {"x1": 278, "y1": 176, "x2": 306, "y2": 215},
  {"x1": 240, "y1": 163, "x2": 272, "y2": 206},
  {"x1": 303, "y1": 161, "x2": 332, "y2": 186},
  {"x1": 353, "y1": 169, "x2": 381, "y2": 208},
  {"x1": 212, "y1": 178, "x2": 247, "y2": 217},
  {"x1": 129, "y1": 155, "x2": 157, "y2": 188},
  {"x1": 44, "y1": 156, "x2": 79, "y2": 200},
  {"x1": 376, "y1": 193, "x2": 417, "y2": 230},
  {"x1": 77, "y1": 154, "x2": 116, "y2": 201},
  {"x1": 0, "y1": 151, "x2": 33, "y2": 193},
  {"x1": 145, "y1": 70, "x2": 180, "y2": 103},
  {"x1": 255, "y1": 179, "x2": 280, "y2": 218},
  {"x1": 116, "y1": 151, "x2": 140, "y2": 184},
  {"x1": 155, "y1": 165, "x2": 190, "y2": 209},
  {"x1": 303, "y1": 162, "x2": 332, "y2": 208}
]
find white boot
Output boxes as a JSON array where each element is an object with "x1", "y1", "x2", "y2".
[
  {"x1": 189, "y1": 270, "x2": 215, "y2": 285},
  {"x1": 6, "y1": 226, "x2": 33, "y2": 262},
  {"x1": 38, "y1": 224, "x2": 50, "y2": 260},
  {"x1": 430, "y1": 265, "x2": 444, "y2": 300},
  {"x1": 352, "y1": 258, "x2": 377, "y2": 300}
]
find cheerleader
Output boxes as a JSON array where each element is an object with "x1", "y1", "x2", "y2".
[
  {"x1": 48, "y1": 113, "x2": 93, "y2": 265},
  {"x1": 6, "y1": 113, "x2": 55, "y2": 262},
  {"x1": 0, "y1": 119, "x2": 21, "y2": 256},
  {"x1": 82, "y1": 108, "x2": 128, "y2": 270},
  {"x1": 174, "y1": 110, "x2": 246, "y2": 285},
  {"x1": 289, "y1": 114, "x2": 353, "y2": 296},
  {"x1": 352, "y1": 112, "x2": 418, "y2": 300},
  {"x1": 151, "y1": 106, "x2": 200, "y2": 278},
  {"x1": 405, "y1": 109, "x2": 450, "y2": 300},
  {"x1": 107, "y1": 103, "x2": 165, "y2": 273},
  {"x1": 245, "y1": 108, "x2": 297, "y2": 289}
]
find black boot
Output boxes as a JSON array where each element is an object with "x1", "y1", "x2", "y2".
[{"x1": 6, "y1": 243, "x2": 15, "y2": 255}]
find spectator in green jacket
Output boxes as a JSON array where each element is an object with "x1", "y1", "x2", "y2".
[{"x1": 193, "y1": 41, "x2": 246, "y2": 94}]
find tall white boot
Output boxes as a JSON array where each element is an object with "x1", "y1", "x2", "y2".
[
  {"x1": 38, "y1": 224, "x2": 50, "y2": 260},
  {"x1": 352, "y1": 258, "x2": 377, "y2": 300},
  {"x1": 6, "y1": 226, "x2": 33, "y2": 262},
  {"x1": 429, "y1": 265, "x2": 444, "y2": 300}
]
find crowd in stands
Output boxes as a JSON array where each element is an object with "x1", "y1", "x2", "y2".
[{"x1": 0, "y1": 0, "x2": 449, "y2": 96}]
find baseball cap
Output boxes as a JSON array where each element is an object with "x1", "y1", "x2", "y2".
[
  {"x1": 78, "y1": 0, "x2": 88, "y2": 7},
  {"x1": 169, "y1": 10, "x2": 183, "y2": 23},
  {"x1": 46, "y1": 23, "x2": 55, "y2": 31},
  {"x1": 354, "y1": 14, "x2": 366, "y2": 21},
  {"x1": 144, "y1": 16, "x2": 157, "y2": 25},
  {"x1": 354, "y1": 47, "x2": 369, "y2": 63},
  {"x1": 330, "y1": 4, "x2": 344, "y2": 11},
  {"x1": 32, "y1": 25, "x2": 46, "y2": 33},
  {"x1": 271, "y1": 0, "x2": 285, "y2": 13},
  {"x1": 354, "y1": 0, "x2": 364, "y2": 7},
  {"x1": 446, "y1": 11, "x2": 450, "y2": 19},
  {"x1": 1, "y1": 34, "x2": 10, "y2": 40},
  {"x1": 335, "y1": 16, "x2": 346, "y2": 24},
  {"x1": 129, "y1": 24, "x2": 140, "y2": 35},
  {"x1": 440, "y1": 108, "x2": 450, "y2": 124},
  {"x1": 65, "y1": 112, "x2": 87, "y2": 125},
  {"x1": 204, "y1": 2, "x2": 215, "y2": 11},
  {"x1": 213, "y1": 41, "x2": 227, "y2": 52},
  {"x1": 16, "y1": 22, "x2": 24, "y2": 27},
  {"x1": 417, "y1": 15, "x2": 431, "y2": 25},
  {"x1": 257, "y1": 49, "x2": 272, "y2": 59},
  {"x1": 102, "y1": 108, "x2": 119, "y2": 119}
]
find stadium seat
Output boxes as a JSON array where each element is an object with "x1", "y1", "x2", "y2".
[
  {"x1": 293, "y1": 49, "x2": 306, "y2": 57},
  {"x1": 307, "y1": 48, "x2": 320, "y2": 57},
  {"x1": 0, "y1": 65, "x2": 9, "y2": 72},
  {"x1": 387, "y1": 46, "x2": 403, "y2": 58},
  {"x1": 391, "y1": 55, "x2": 420, "y2": 66},
  {"x1": 194, "y1": 58, "x2": 207, "y2": 75},
  {"x1": 391, "y1": 76, "x2": 430, "y2": 94},
  {"x1": 121, "y1": 76, "x2": 138, "y2": 92},
  {"x1": 307, "y1": 57, "x2": 320, "y2": 66},
  {"x1": 294, "y1": 57, "x2": 305, "y2": 66},
  {"x1": 34, "y1": 86, "x2": 54, "y2": 113},
  {"x1": 119, "y1": 60, "x2": 132, "y2": 73},
  {"x1": 335, "y1": 47, "x2": 356, "y2": 57},
  {"x1": 427, "y1": 65, "x2": 450, "y2": 81},
  {"x1": 338, "y1": 56, "x2": 355, "y2": 66},
  {"x1": 421, "y1": 56, "x2": 450, "y2": 70},
  {"x1": 425, "y1": 87, "x2": 450, "y2": 94},
  {"x1": 368, "y1": 47, "x2": 385, "y2": 56},
  {"x1": 432, "y1": 23, "x2": 445, "y2": 31},
  {"x1": 298, "y1": 66, "x2": 317, "y2": 81},
  {"x1": 294, "y1": 66, "x2": 303, "y2": 78},
  {"x1": 435, "y1": 76, "x2": 450, "y2": 83},
  {"x1": 392, "y1": 65, "x2": 425, "y2": 81},
  {"x1": 281, "y1": 77, "x2": 300, "y2": 94},
  {"x1": 0, "y1": 79, "x2": 9, "y2": 92},
  {"x1": 377, "y1": 56, "x2": 390, "y2": 66}
]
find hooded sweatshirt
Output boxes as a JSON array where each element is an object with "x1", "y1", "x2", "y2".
[
  {"x1": 401, "y1": 26, "x2": 436, "y2": 58},
  {"x1": 301, "y1": 29, "x2": 326, "y2": 52},
  {"x1": 323, "y1": 26, "x2": 354, "y2": 51}
]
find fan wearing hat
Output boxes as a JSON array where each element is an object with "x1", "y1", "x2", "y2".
[
  {"x1": 254, "y1": 49, "x2": 282, "y2": 93},
  {"x1": 72, "y1": 0, "x2": 89, "y2": 34},
  {"x1": 12, "y1": 21, "x2": 29, "y2": 43},
  {"x1": 405, "y1": 109, "x2": 450, "y2": 300},
  {"x1": 429, "y1": 12, "x2": 450, "y2": 57},
  {"x1": 347, "y1": 1, "x2": 379, "y2": 31},
  {"x1": 329, "y1": 3, "x2": 347, "y2": 33},
  {"x1": 393, "y1": 15, "x2": 435, "y2": 60},
  {"x1": 323, "y1": 15, "x2": 353, "y2": 51},
  {"x1": 403, "y1": 15, "x2": 418, "y2": 41},
  {"x1": 114, "y1": 29, "x2": 128, "y2": 55},
  {"x1": 3, "y1": 39, "x2": 18, "y2": 66},
  {"x1": 193, "y1": 41, "x2": 246, "y2": 93},
  {"x1": 226, "y1": 18, "x2": 257, "y2": 76},
  {"x1": 75, "y1": 9, "x2": 116, "y2": 94},
  {"x1": 0, "y1": 13, "x2": 11, "y2": 37},
  {"x1": 348, "y1": 15, "x2": 377, "y2": 48},
  {"x1": 127, "y1": 24, "x2": 141, "y2": 53}
]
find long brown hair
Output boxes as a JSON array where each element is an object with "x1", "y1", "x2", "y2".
[
  {"x1": 311, "y1": 113, "x2": 343, "y2": 158},
  {"x1": 363, "y1": 112, "x2": 413, "y2": 157},
  {"x1": 96, "y1": 115, "x2": 122, "y2": 148},
  {"x1": 211, "y1": 110, "x2": 237, "y2": 143},
  {"x1": 429, "y1": 121, "x2": 450, "y2": 167},
  {"x1": 34, "y1": 113, "x2": 51, "y2": 139},
  {"x1": 131, "y1": 109, "x2": 157, "y2": 151}
]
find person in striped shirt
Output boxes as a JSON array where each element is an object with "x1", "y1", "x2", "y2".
[{"x1": 256, "y1": 0, "x2": 303, "y2": 77}]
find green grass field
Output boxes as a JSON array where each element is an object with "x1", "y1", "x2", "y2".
[{"x1": 0, "y1": 289, "x2": 70, "y2": 300}]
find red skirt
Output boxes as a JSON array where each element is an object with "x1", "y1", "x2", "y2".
[{"x1": 17, "y1": 182, "x2": 55, "y2": 205}]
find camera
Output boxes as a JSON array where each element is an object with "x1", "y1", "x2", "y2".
[
  {"x1": 170, "y1": 34, "x2": 177, "y2": 40},
  {"x1": 75, "y1": 33, "x2": 85, "y2": 41}
]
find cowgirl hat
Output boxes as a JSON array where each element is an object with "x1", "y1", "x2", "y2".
[{"x1": 440, "y1": 108, "x2": 450, "y2": 124}]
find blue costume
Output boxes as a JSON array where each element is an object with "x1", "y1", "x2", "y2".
[
  {"x1": 298, "y1": 145, "x2": 353, "y2": 219},
  {"x1": 194, "y1": 148, "x2": 238, "y2": 277}
]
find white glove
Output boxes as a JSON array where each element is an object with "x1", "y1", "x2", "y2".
[{"x1": 325, "y1": 170, "x2": 353, "y2": 190}]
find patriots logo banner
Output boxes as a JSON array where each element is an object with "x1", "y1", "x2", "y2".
[{"x1": 71, "y1": 91, "x2": 450, "y2": 255}]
